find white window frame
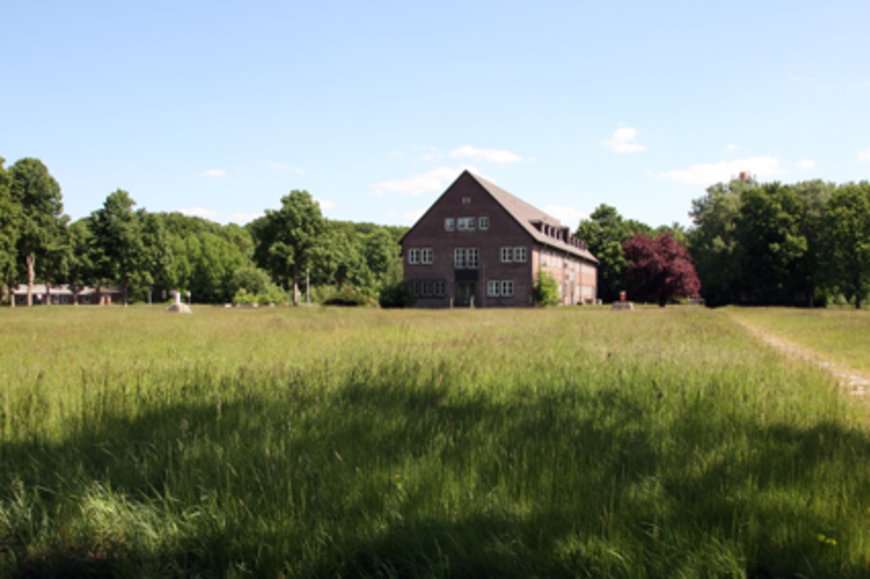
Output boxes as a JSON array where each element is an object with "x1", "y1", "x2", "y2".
[
  {"x1": 487, "y1": 279, "x2": 515, "y2": 297},
  {"x1": 478, "y1": 216, "x2": 489, "y2": 231},
  {"x1": 454, "y1": 247, "x2": 479, "y2": 269},
  {"x1": 457, "y1": 217, "x2": 476, "y2": 231},
  {"x1": 501, "y1": 280, "x2": 515, "y2": 297},
  {"x1": 444, "y1": 218, "x2": 455, "y2": 231},
  {"x1": 462, "y1": 196, "x2": 472, "y2": 205},
  {"x1": 513, "y1": 247, "x2": 527, "y2": 263},
  {"x1": 408, "y1": 248, "x2": 421, "y2": 265},
  {"x1": 467, "y1": 248, "x2": 479, "y2": 269},
  {"x1": 500, "y1": 247, "x2": 513, "y2": 263},
  {"x1": 421, "y1": 248, "x2": 433, "y2": 264}
]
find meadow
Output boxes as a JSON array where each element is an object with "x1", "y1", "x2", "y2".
[
  {"x1": 727, "y1": 307, "x2": 870, "y2": 376},
  {"x1": 1, "y1": 305, "x2": 869, "y2": 577}
]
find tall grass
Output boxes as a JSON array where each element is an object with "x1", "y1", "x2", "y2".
[
  {"x1": 0, "y1": 306, "x2": 868, "y2": 577},
  {"x1": 728, "y1": 306, "x2": 870, "y2": 375}
]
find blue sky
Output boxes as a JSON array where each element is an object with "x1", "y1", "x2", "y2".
[{"x1": 2, "y1": 1, "x2": 869, "y2": 229}]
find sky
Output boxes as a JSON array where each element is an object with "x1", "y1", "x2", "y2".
[{"x1": 2, "y1": 1, "x2": 869, "y2": 229}]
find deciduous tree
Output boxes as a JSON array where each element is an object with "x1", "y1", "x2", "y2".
[
  {"x1": 0, "y1": 157, "x2": 20, "y2": 305},
  {"x1": 90, "y1": 190, "x2": 144, "y2": 305},
  {"x1": 576, "y1": 204, "x2": 651, "y2": 302},
  {"x1": 623, "y1": 233, "x2": 700, "y2": 307},
  {"x1": 9, "y1": 158, "x2": 65, "y2": 306},
  {"x1": 822, "y1": 182, "x2": 870, "y2": 309},
  {"x1": 252, "y1": 191, "x2": 326, "y2": 305}
]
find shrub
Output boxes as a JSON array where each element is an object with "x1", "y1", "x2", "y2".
[
  {"x1": 322, "y1": 286, "x2": 373, "y2": 307},
  {"x1": 533, "y1": 272, "x2": 559, "y2": 306},
  {"x1": 378, "y1": 281, "x2": 415, "y2": 308}
]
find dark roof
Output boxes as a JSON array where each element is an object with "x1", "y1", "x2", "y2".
[{"x1": 469, "y1": 172, "x2": 598, "y2": 262}]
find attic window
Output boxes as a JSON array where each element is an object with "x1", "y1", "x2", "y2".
[{"x1": 462, "y1": 196, "x2": 472, "y2": 205}]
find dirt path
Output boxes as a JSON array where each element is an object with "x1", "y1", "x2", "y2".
[{"x1": 730, "y1": 315, "x2": 870, "y2": 398}]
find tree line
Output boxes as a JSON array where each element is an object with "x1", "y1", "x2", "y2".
[
  {"x1": 0, "y1": 156, "x2": 405, "y2": 306},
  {"x1": 577, "y1": 178, "x2": 869, "y2": 309},
  {"x1": 3, "y1": 155, "x2": 867, "y2": 309}
]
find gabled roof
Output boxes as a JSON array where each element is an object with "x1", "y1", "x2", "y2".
[
  {"x1": 470, "y1": 172, "x2": 597, "y2": 262},
  {"x1": 401, "y1": 170, "x2": 596, "y2": 263}
]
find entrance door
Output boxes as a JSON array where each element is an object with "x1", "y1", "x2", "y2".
[{"x1": 456, "y1": 282, "x2": 476, "y2": 307}]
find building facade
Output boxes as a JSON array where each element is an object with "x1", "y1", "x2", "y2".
[{"x1": 400, "y1": 171, "x2": 597, "y2": 307}]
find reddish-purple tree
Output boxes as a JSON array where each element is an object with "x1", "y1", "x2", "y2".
[{"x1": 622, "y1": 233, "x2": 701, "y2": 307}]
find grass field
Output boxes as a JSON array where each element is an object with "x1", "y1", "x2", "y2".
[
  {"x1": 1, "y1": 305, "x2": 869, "y2": 577},
  {"x1": 727, "y1": 307, "x2": 870, "y2": 376}
]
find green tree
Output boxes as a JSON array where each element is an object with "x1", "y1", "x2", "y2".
[
  {"x1": 251, "y1": 191, "x2": 326, "y2": 305},
  {"x1": 67, "y1": 218, "x2": 97, "y2": 303},
  {"x1": 688, "y1": 179, "x2": 753, "y2": 306},
  {"x1": 792, "y1": 180, "x2": 834, "y2": 306},
  {"x1": 138, "y1": 211, "x2": 175, "y2": 303},
  {"x1": 90, "y1": 190, "x2": 144, "y2": 305},
  {"x1": 823, "y1": 182, "x2": 870, "y2": 308},
  {"x1": 39, "y1": 214, "x2": 72, "y2": 304},
  {"x1": 736, "y1": 183, "x2": 808, "y2": 305},
  {"x1": 576, "y1": 204, "x2": 650, "y2": 302},
  {"x1": 0, "y1": 157, "x2": 20, "y2": 306},
  {"x1": 9, "y1": 158, "x2": 65, "y2": 306}
]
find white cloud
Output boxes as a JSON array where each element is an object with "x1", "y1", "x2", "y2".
[
  {"x1": 543, "y1": 205, "x2": 586, "y2": 226},
  {"x1": 726, "y1": 144, "x2": 740, "y2": 153},
  {"x1": 660, "y1": 156, "x2": 785, "y2": 186},
  {"x1": 203, "y1": 168, "x2": 228, "y2": 178},
  {"x1": 859, "y1": 149, "x2": 870, "y2": 162},
  {"x1": 266, "y1": 161, "x2": 304, "y2": 174},
  {"x1": 178, "y1": 207, "x2": 219, "y2": 219},
  {"x1": 228, "y1": 211, "x2": 264, "y2": 224},
  {"x1": 796, "y1": 159, "x2": 816, "y2": 171},
  {"x1": 449, "y1": 145, "x2": 523, "y2": 164},
  {"x1": 600, "y1": 127, "x2": 647, "y2": 154},
  {"x1": 402, "y1": 209, "x2": 425, "y2": 224},
  {"x1": 315, "y1": 198, "x2": 336, "y2": 210},
  {"x1": 369, "y1": 167, "x2": 461, "y2": 197}
]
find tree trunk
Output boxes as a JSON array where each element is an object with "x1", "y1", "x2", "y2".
[
  {"x1": 25, "y1": 253, "x2": 35, "y2": 306},
  {"x1": 292, "y1": 265, "x2": 300, "y2": 306}
]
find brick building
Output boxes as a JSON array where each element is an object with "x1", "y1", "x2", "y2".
[{"x1": 400, "y1": 171, "x2": 597, "y2": 307}]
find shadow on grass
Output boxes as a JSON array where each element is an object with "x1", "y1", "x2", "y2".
[{"x1": 2, "y1": 367, "x2": 870, "y2": 577}]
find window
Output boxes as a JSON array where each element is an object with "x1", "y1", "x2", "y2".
[
  {"x1": 444, "y1": 218, "x2": 455, "y2": 231},
  {"x1": 487, "y1": 279, "x2": 515, "y2": 297},
  {"x1": 500, "y1": 247, "x2": 527, "y2": 263},
  {"x1": 501, "y1": 280, "x2": 515, "y2": 296},
  {"x1": 478, "y1": 216, "x2": 489, "y2": 230},
  {"x1": 467, "y1": 248, "x2": 479, "y2": 268},
  {"x1": 462, "y1": 196, "x2": 472, "y2": 205},
  {"x1": 454, "y1": 247, "x2": 479, "y2": 269},
  {"x1": 408, "y1": 248, "x2": 432, "y2": 265},
  {"x1": 421, "y1": 248, "x2": 433, "y2": 264},
  {"x1": 409, "y1": 279, "x2": 446, "y2": 298},
  {"x1": 457, "y1": 217, "x2": 476, "y2": 231}
]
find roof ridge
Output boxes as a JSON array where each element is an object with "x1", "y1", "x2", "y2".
[{"x1": 468, "y1": 171, "x2": 563, "y2": 226}]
